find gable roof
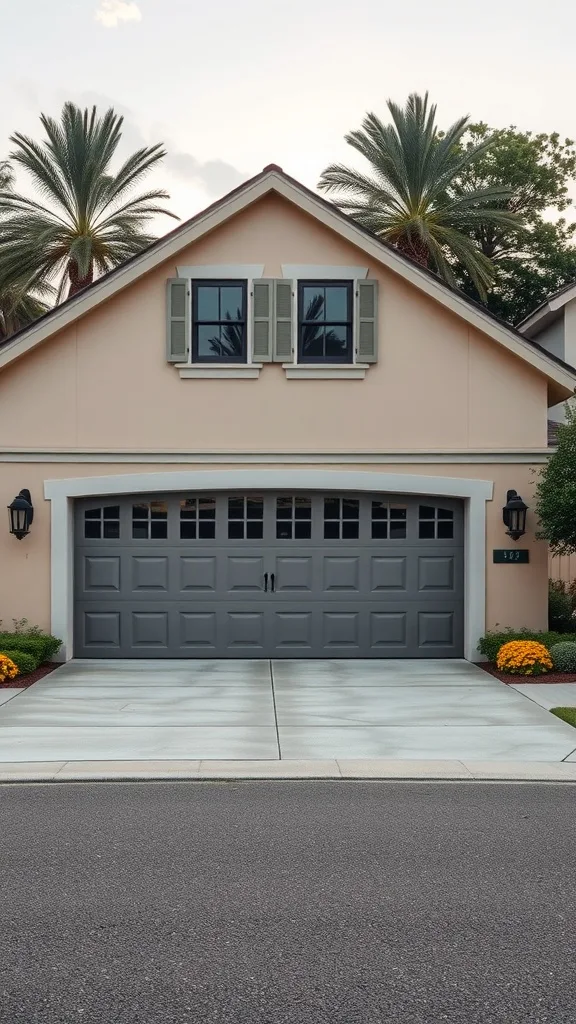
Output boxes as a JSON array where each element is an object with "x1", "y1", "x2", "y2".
[
  {"x1": 1, "y1": 164, "x2": 575, "y2": 403},
  {"x1": 517, "y1": 278, "x2": 576, "y2": 337}
]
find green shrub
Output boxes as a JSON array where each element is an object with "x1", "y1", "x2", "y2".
[
  {"x1": 549, "y1": 642, "x2": 576, "y2": 672},
  {"x1": 478, "y1": 629, "x2": 566, "y2": 664},
  {"x1": 0, "y1": 632, "x2": 61, "y2": 662},
  {"x1": 548, "y1": 580, "x2": 576, "y2": 633},
  {"x1": 0, "y1": 650, "x2": 38, "y2": 675}
]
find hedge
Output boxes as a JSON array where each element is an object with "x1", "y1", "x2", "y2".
[
  {"x1": 0, "y1": 632, "x2": 61, "y2": 662},
  {"x1": 0, "y1": 650, "x2": 38, "y2": 675},
  {"x1": 477, "y1": 629, "x2": 566, "y2": 664}
]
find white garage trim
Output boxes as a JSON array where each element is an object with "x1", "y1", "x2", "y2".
[{"x1": 45, "y1": 469, "x2": 493, "y2": 663}]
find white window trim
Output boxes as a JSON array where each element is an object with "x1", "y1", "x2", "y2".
[
  {"x1": 176, "y1": 273, "x2": 262, "y2": 378},
  {"x1": 45, "y1": 468, "x2": 492, "y2": 664}
]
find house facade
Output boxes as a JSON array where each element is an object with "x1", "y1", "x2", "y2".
[{"x1": 1, "y1": 167, "x2": 574, "y2": 662}]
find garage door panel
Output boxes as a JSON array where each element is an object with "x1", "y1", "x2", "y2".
[{"x1": 74, "y1": 492, "x2": 464, "y2": 658}]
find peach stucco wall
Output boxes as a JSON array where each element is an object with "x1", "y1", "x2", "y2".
[
  {"x1": 0, "y1": 195, "x2": 548, "y2": 453},
  {"x1": 0, "y1": 461, "x2": 547, "y2": 641}
]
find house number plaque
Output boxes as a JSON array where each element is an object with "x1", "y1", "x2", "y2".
[{"x1": 493, "y1": 549, "x2": 530, "y2": 564}]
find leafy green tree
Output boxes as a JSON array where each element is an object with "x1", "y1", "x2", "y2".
[
  {"x1": 535, "y1": 406, "x2": 576, "y2": 554},
  {"x1": 0, "y1": 102, "x2": 177, "y2": 300},
  {"x1": 453, "y1": 124, "x2": 576, "y2": 323},
  {"x1": 0, "y1": 282, "x2": 50, "y2": 343},
  {"x1": 318, "y1": 93, "x2": 519, "y2": 297}
]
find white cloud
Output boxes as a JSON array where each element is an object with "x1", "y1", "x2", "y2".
[{"x1": 95, "y1": 0, "x2": 142, "y2": 28}]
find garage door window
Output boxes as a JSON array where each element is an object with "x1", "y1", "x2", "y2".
[
  {"x1": 132, "y1": 501, "x2": 168, "y2": 540},
  {"x1": 180, "y1": 498, "x2": 216, "y2": 539},
  {"x1": 276, "y1": 496, "x2": 312, "y2": 539},
  {"x1": 371, "y1": 502, "x2": 407, "y2": 540},
  {"x1": 228, "y1": 497, "x2": 264, "y2": 539},
  {"x1": 84, "y1": 505, "x2": 120, "y2": 540},
  {"x1": 324, "y1": 498, "x2": 360, "y2": 539},
  {"x1": 418, "y1": 505, "x2": 454, "y2": 539}
]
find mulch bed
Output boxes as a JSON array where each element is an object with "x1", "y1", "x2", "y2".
[
  {"x1": 479, "y1": 663, "x2": 576, "y2": 684},
  {"x1": 0, "y1": 663, "x2": 59, "y2": 689}
]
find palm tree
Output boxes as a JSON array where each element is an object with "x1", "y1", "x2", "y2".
[
  {"x1": 0, "y1": 102, "x2": 178, "y2": 300},
  {"x1": 318, "y1": 93, "x2": 521, "y2": 297},
  {"x1": 0, "y1": 281, "x2": 50, "y2": 343}
]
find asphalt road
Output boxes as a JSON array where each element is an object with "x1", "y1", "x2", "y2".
[{"x1": 1, "y1": 781, "x2": 575, "y2": 1024}]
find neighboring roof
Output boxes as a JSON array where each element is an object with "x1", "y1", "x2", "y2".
[
  {"x1": 1, "y1": 164, "x2": 575, "y2": 404},
  {"x1": 518, "y1": 278, "x2": 576, "y2": 338}
]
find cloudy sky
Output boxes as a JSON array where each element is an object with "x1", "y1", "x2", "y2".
[{"x1": 1, "y1": 0, "x2": 576, "y2": 230}]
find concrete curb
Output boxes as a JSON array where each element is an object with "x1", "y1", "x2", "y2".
[{"x1": 1, "y1": 759, "x2": 576, "y2": 783}]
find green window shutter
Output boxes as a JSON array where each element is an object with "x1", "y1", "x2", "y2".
[
  {"x1": 274, "y1": 279, "x2": 294, "y2": 362},
  {"x1": 252, "y1": 280, "x2": 274, "y2": 361},
  {"x1": 166, "y1": 278, "x2": 189, "y2": 362},
  {"x1": 355, "y1": 279, "x2": 378, "y2": 363}
]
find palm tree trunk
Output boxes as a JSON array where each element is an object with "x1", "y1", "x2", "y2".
[
  {"x1": 394, "y1": 236, "x2": 430, "y2": 267},
  {"x1": 68, "y1": 260, "x2": 94, "y2": 296}
]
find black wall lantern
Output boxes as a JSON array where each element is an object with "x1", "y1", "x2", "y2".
[
  {"x1": 8, "y1": 489, "x2": 34, "y2": 540},
  {"x1": 502, "y1": 489, "x2": 528, "y2": 541}
]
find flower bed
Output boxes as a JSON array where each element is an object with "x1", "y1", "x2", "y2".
[
  {"x1": 479, "y1": 663, "x2": 576, "y2": 684},
  {"x1": 0, "y1": 663, "x2": 58, "y2": 688}
]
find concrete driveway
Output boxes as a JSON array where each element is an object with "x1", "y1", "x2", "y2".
[{"x1": 0, "y1": 659, "x2": 575, "y2": 763}]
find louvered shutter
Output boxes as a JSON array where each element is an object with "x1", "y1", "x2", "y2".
[
  {"x1": 166, "y1": 278, "x2": 189, "y2": 362},
  {"x1": 252, "y1": 280, "x2": 274, "y2": 361},
  {"x1": 355, "y1": 279, "x2": 378, "y2": 363},
  {"x1": 274, "y1": 279, "x2": 294, "y2": 362}
]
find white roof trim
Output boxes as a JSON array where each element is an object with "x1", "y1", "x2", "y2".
[{"x1": 1, "y1": 168, "x2": 575, "y2": 394}]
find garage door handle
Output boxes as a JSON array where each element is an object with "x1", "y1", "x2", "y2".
[
  {"x1": 263, "y1": 572, "x2": 268, "y2": 592},
  {"x1": 271, "y1": 573, "x2": 275, "y2": 593}
]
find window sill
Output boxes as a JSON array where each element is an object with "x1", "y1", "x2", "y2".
[
  {"x1": 282, "y1": 363, "x2": 370, "y2": 379},
  {"x1": 176, "y1": 364, "x2": 263, "y2": 379}
]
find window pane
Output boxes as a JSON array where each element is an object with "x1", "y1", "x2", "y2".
[
  {"x1": 438, "y1": 508, "x2": 454, "y2": 520},
  {"x1": 438, "y1": 521, "x2": 454, "y2": 539},
  {"x1": 277, "y1": 497, "x2": 292, "y2": 519},
  {"x1": 133, "y1": 523, "x2": 149, "y2": 540},
  {"x1": 324, "y1": 521, "x2": 340, "y2": 540},
  {"x1": 246, "y1": 521, "x2": 263, "y2": 539},
  {"x1": 198, "y1": 522, "x2": 216, "y2": 539},
  {"x1": 295, "y1": 521, "x2": 312, "y2": 540},
  {"x1": 180, "y1": 521, "x2": 197, "y2": 540},
  {"x1": 302, "y1": 286, "x2": 324, "y2": 320},
  {"x1": 228, "y1": 521, "x2": 244, "y2": 539},
  {"x1": 419, "y1": 521, "x2": 435, "y2": 539},
  {"x1": 181, "y1": 499, "x2": 196, "y2": 515},
  {"x1": 342, "y1": 499, "x2": 359, "y2": 519},
  {"x1": 390, "y1": 521, "x2": 407, "y2": 540},
  {"x1": 103, "y1": 521, "x2": 120, "y2": 539},
  {"x1": 197, "y1": 325, "x2": 224, "y2": 358},
  {"x1": 372, "y1": 521, "x2": 388, "y2": 539},
  {"x1": 325, "y1": 326, "x2": 348, "y2": 359},
  {"x1": 132, "y1": 504, "x2": 149, "y2": 519},
  {"x1": 150, "y1": 501, "x2": 167, "y2": 519},
  {"x1": 372, "y1": 501, "x2": 388, "y2": 520},
  {"x1": 85, "y1": 508, "x2": 101, "y2": 519},
  {"x1": 220, "y1": 286, "x2": 243, "y2": 321},
  {"x1": 342, "y1": 521, "x2": 359, "y2": 539},
  {"x1": 277, "y1": 522, "x2": 293, "y2": 540},
  {"x1": 325, "y1": 285, "x2": 349, "y2": 321},
  {"x1": 198, "y1": 498, "x2": 216, "y2": 519},
  {"x1": 84, "y1": 521, "x2": 101, "y2": 539},
  {"x1": 151, "y1": 521, "x2": 168, "y2": 539},
  {"x1": 419, "y1": 505, "x2": 435, "y2": 519},
  {"x1": 390, "y1": 507, "x2": 407, "y2": 520},
  {"x1": 228, "y1": 498, "x2": 244, "y2": 519},
  {"x1": 196, "y1": 286, "x2": 219, "y2": 321},
  {"x1": 301, "y1": 325, "x2": 324, "y2": 358},
  {"x1": 324, "y1": 498, "x2": 340, "y2": 519},
  {"x1": 103, "y1": 505, "x2": 120, "y2": 520},
  {"x1": 294, "y1": 498, "x2": 312, "y2": 519},
  {"x1": 246, "y1": 498, "x2": 263, "y2": 520}
]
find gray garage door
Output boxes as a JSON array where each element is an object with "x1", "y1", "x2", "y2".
[{"x1": 74, "y1": 492, "x2": 464, "y2": 658}]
